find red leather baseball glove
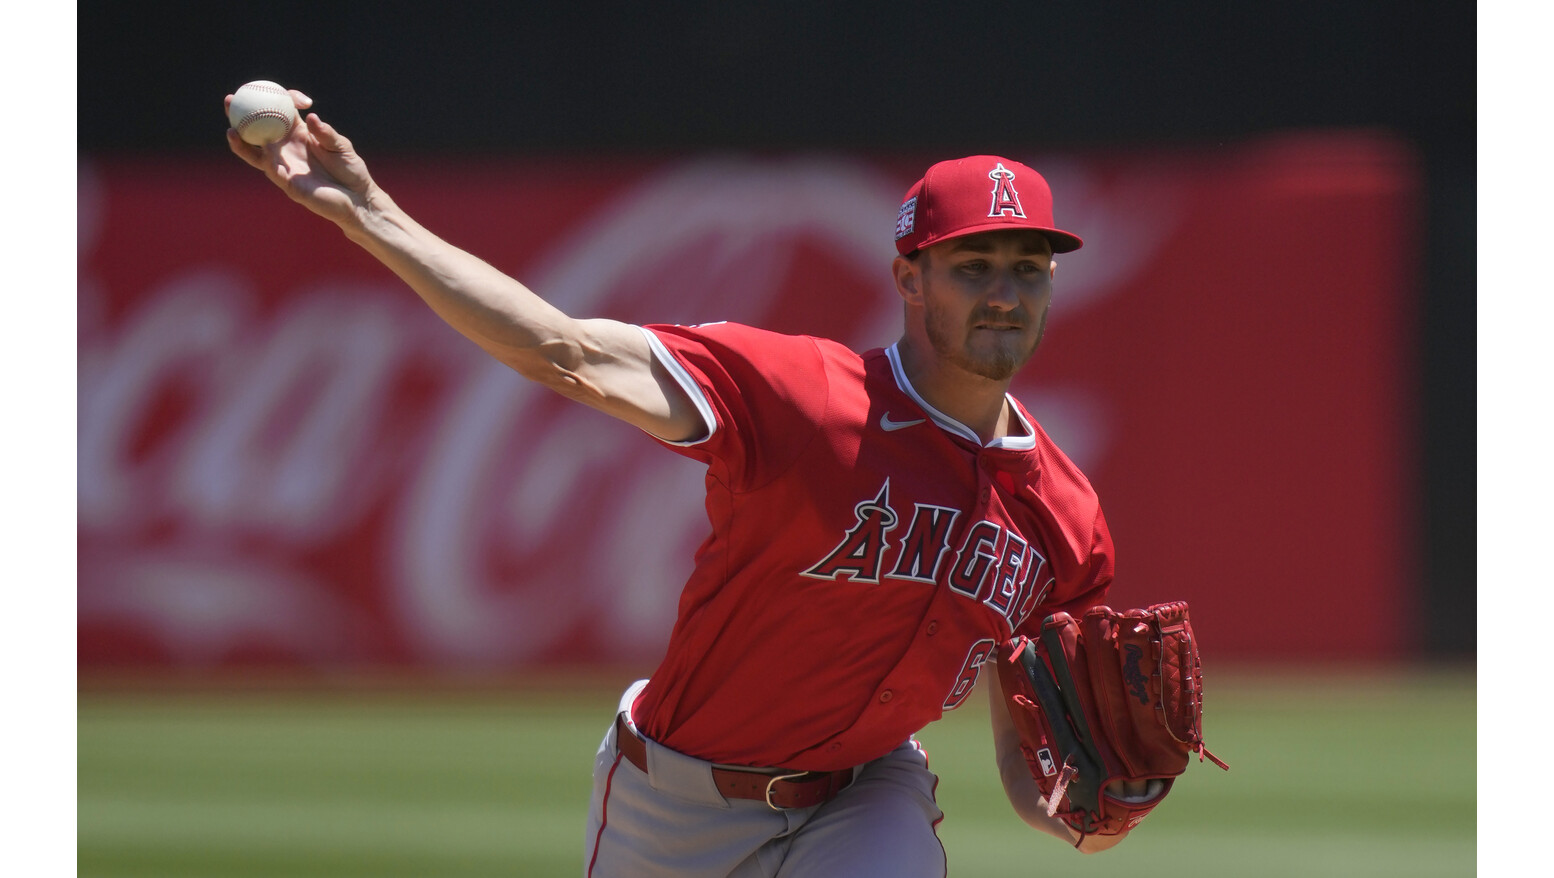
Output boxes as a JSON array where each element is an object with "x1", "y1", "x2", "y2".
[{"x1": 997, "y1": 601, "x2": 1229, "y2": 844}]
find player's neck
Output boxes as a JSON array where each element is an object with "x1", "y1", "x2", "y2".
[{"x1": 895, "y1": 337, "x2": 1017, "y2": 444}]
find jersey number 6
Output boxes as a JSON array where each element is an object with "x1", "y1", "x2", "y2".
[{"x1": 942, "y1": 638, "x2": 997, "y2": 710}]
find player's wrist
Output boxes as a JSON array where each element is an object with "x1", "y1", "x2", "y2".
[{"x1": 338, "y1": 184, "x2": 402, "y2": 241}]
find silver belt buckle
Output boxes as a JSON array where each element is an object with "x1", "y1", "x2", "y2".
[{"x1": 764, "y1": 772, "x2": 809, "y2": 810}]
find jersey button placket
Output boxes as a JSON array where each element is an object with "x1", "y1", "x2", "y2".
[{"x1": 976, "y1": 454, "x2": 993, "y2": 506}]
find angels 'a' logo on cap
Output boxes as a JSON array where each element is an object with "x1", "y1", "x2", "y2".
[{"x1": 987, "y1": 162, "x2": 1026, "y2": 219}]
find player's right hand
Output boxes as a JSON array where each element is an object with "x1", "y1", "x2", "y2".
[{"x1": 224, "y1": 89, "x2": 378, "y2": 229}]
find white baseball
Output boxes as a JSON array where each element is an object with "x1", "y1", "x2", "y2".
[{"x1": 228, "y1": 80, "x2": 299, "y2": 146}]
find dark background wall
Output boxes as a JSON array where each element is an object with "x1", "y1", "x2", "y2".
[{"x1": 78, "y1": 0, "x2": 1474, "y2": 656}]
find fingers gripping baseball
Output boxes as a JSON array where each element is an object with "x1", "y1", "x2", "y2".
[
  {"x1": 223, "y1": 84, "x2": 376, "y2": 226},
  {"x1": 223, "y1": 87, "x2": 311, "y2": 164}
]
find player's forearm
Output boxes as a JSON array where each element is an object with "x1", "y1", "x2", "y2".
[
  {"x1": 988, "y1": 671, "x2": 1078, "y2": 845},
  {"x1": 329, "y1": 188, "x2": 704, "y2": 438},
  {"x1": 996, "y1": 750, "x2": 1071, "y2": 839},
  {"x1": 337, "y1": 186, "x2": 577, "y2": 377},
  {"x1": 988, "y1": 670, "x2": 1125, "y2": 853},
  {"x1": 998, "y1": 762, "x2": 1127, "y2": 853}
]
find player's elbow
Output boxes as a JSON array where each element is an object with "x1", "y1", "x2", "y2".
[
  {"x1": 499, "y1": 336, "x2": 602, "y2": 400},
  {"x1": 522, "y1": 358, "x2": 606, "y2": 405}
]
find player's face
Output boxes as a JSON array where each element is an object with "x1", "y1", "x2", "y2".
[{"x1": 914, "y1": 231, "x2": 1055, "y2": 381}]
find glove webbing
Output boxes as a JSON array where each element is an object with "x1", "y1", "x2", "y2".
[{"x1": 1020, "y1": 627, "x2": 1106, "y2": 826}]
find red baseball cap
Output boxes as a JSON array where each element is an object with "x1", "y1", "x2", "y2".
[{"x1": 893, "y1": 155, "x2": 1083, "y2": 256}]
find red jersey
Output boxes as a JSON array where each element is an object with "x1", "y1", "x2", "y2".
[{"x1": 631, "y1": 322, "x2": 1113, "y2": 771}]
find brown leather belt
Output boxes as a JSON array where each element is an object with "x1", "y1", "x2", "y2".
[{"x1": 614, "y1": 713, "x2": 854, "y2": 810}]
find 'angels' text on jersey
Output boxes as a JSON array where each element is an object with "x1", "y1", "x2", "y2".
[{"x1": 802, "y1": 478, "x2": 1054, "y2": 634}]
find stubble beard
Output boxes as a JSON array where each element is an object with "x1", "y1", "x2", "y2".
[{"x1": 923, "y1": 297, "x2": 1047, "y2": 382}]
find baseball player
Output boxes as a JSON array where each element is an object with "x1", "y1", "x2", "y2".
[{"x1": 227, "y1": 88, "x2": 1152, "y2": 876}]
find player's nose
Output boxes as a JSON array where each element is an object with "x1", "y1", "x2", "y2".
[{"x1": 983, "y1": 274, "x2": 1021, "y2": 311}]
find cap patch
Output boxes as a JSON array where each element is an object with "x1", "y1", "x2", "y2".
[
  {"x1": 987, "y1": 162, "x2": 1026, "y2": 218},
  {"x1": 895, "y1": 196, "x2": 918, "y2": 240}
]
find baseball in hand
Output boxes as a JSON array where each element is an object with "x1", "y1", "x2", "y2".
[{"x1": 227, "y1": 80, "x2": 299, "y2": 146}]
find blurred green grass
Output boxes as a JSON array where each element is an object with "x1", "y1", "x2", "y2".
[{"x1": 78, "y1": 668, "x2": 1474, "y2": 877}]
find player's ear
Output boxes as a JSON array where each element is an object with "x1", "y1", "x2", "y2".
[
  {"x1": 1050, "y1": 258, "x2": 1058, "y2": 280},
  {"x1": 892, "y1": 255, "x2": 923, "y2": 304}
]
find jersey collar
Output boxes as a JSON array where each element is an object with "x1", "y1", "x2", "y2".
[{"x1": 884, "y1": 343, "x2": 1037, "y2": 451}]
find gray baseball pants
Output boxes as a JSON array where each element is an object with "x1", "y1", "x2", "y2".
[{"x1": 584, "y1": 681, "x2": 947, "y2": 878}]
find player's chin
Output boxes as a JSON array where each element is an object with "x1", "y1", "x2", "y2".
[
  {"x1": 965, "y1": 334, "x2": 1035, "y2": 379},
  {"x1": 962, "y1": 353, "x2": 1020, "y2": 382}
]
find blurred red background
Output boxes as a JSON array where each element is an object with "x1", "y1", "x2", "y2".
[{"x1": 77, "y1": 132, "x2": 1419, "y2": 672}]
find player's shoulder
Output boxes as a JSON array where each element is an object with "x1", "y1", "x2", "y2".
[
  {"x1": 645, "y1": 321, "x2": 861, "y2": 367},
  {"x1": 1010, "y1": 396, "x2": 1101, "y2": 497},
  {"x1": 646, "y1": 320, "x2": 838, "y2": 347},
  {"x1": 641, "y1": 322, "x2": 861, "y2": 456}
]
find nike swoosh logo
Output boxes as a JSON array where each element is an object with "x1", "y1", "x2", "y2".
[{"x1": 880, "y1": 413, "x2": 927, "y2": 432}]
